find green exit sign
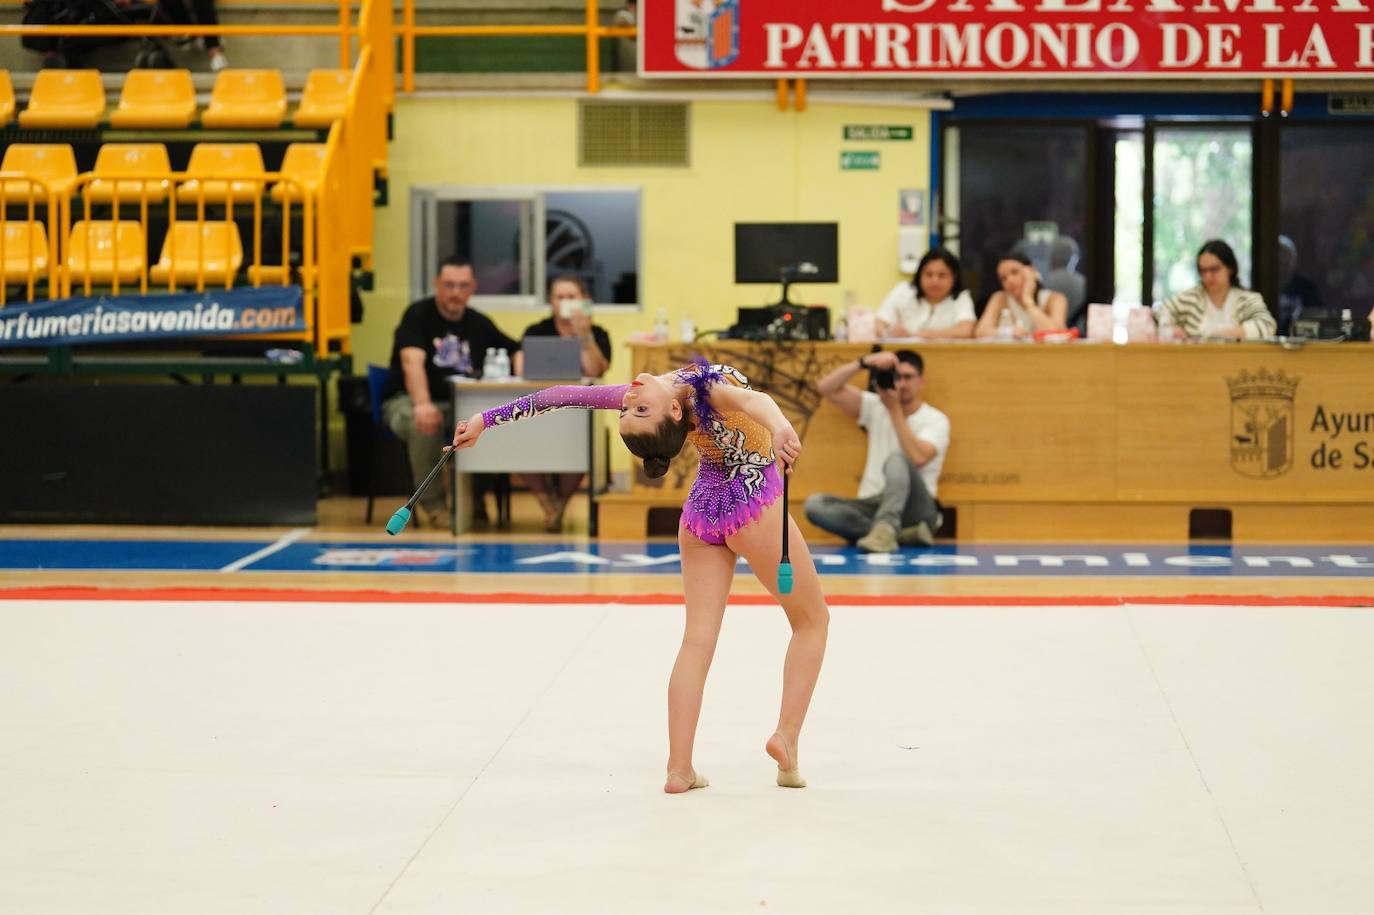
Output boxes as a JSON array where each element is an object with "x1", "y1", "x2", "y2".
[
  {"x1": 844, "y1": 125, "x2": 913, "y2": 141},
  {"x1": 841, "y1": 151, "x2": 881, "y2": 171}
]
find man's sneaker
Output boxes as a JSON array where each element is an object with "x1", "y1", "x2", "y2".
[
  {"x1": 208, "y1": 47, "x2": 230, "y2": 72},
  {"x1": 899, "y1": 511, "x2": 943, "y2": 547},
  {"x1": 856, "y1": 520, "x2": 899, "y2": 553}
]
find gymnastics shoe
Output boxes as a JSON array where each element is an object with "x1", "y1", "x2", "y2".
[
  {"x1": 767, "y1": 733, "x2": 807, "y2": 788},
  {"x1": 664, "y1": 771, "x2": 709, "y2": 794},
  {"x1": 857, "y1": 520, "x2": 898, "y2": 553}
]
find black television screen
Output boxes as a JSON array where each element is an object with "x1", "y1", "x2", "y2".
[{"x1": 734, "y1": 222, "x2": 839, "y2": 284}]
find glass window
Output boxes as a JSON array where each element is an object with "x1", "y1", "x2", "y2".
[
  {"x1": 444, "y1": 199, "x2": 533, "y2": 297},
  {"x1": 1151, "y1": 126, "x2": 1253, "y2": 304},
  {"x1": 410, "y1": 188, "x2": 642, "y2": 307},
  {"x1": 943, "y1": 124, "x2": 1089, "y2": 309},
  {"x1": 1114, "y1": 132, "x2": 1144, "y2": 312},
  {"x1": 544, "y1": 191, "x2": 640, "y2": 304},
  {"x1": 1278, "y1": 124, "x2": 1374, "y2": 332}
]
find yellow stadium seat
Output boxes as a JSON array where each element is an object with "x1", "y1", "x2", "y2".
[
  {"x1": 0, "y1": 143, "x2": 77, "y2": 204},
  {"x1": 292, "y1": 69, "x2": 349, "y2": 128},
  {"x1": 86, "y1": 144, "x2": 173, "y2": 205},
  {"x1": 1, "y1": 222, "x2": 50, "y2": 283},
  {"x1": 18, "y1": 69, "x2": 106, "y2": 128},
  {"x1": 200, "y1": 69, "x2": 286, "y2": 128},
  {"x1": 109, "y1": 69, "x2": 196, "y2": 128},
  {"x1": 177, "y1": 143, "x2": 266, "y2": 205},
  {"x1": 150, "y1": 221, "x2": 244, "y2": 287},
  {"x1": 65, "y1": 220, "x2": 146, "y2": 287},
  {"x1": 0, "y1": 70, "x2": 15, "y2": 125},
  {"x1": 270, "y1": 143, "x2": 327, "y2": 204}
]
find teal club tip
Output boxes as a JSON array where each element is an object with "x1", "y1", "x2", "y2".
[
  {"x1": 777, "y1": 562, "x2": 793, "y2": 595},
  {"x1": 385, "y1": 506, "x2": 411, "y2": 536}
]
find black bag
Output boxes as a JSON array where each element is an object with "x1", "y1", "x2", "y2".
[{"x1": 20, "y1": 0, "x2": 61, "y2": 53}]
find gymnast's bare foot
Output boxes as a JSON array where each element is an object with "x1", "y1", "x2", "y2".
[
  {"x1": 664, "y1": 770, "x2": 709, "y2": 794},
  {"x1": 767, "y1": 732, "x2": 807, "y2": 788}
]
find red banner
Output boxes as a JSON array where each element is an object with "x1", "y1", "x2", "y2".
[{"x1": 640, "y1": 0, "x2": 1374, "y2": 78}]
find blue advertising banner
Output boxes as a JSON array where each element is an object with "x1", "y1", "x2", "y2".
[{"x1": 0, "y1": 285, "x2": 305, "y2": 348}]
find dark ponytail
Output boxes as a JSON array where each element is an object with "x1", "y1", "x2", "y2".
[{"x1": 642, "y1": 456, "x2": 672, "y2": 479}]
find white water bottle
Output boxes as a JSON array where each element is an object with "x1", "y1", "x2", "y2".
[
  {"x1": 654, "y1": 308, "x2": 670, "y2": 341},
  {"x1": 482, "y1": 347, "x2": 497, "y2": 379},
  {"x1": 834, "y1": 317, "x2": 848, "y2": 342},
  {"x1": 495, "y1": 347, "x2": 511, "y2": 379},
  {"x1": 680, "y1": 316, "x2": 696, "y2": 343}
]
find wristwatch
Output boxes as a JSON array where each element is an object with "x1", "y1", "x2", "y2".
[{"x1": 858, "y1": 355, "x2": 870, "y2": 369}]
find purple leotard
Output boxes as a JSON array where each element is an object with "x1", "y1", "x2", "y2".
[
  {"x1": 672, "y1": 361, "x2": 783, "y2": 544},
  {"x1": 478, "y1": 363, "x2": 782, "y2": 545}
]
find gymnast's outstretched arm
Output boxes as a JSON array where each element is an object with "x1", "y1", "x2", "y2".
[{"x1": 449, "y1": 384, "x2": 630, "y2": 449}]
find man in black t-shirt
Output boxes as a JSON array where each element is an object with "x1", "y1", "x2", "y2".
[{"x1": 381, "y1": 258, "x2": 519, "y2": 524}]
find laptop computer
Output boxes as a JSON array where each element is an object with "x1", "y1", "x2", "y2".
[{"x1": 521, "y1": 336, "x2": 584, "y2": 380}]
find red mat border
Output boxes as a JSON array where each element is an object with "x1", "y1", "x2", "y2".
[{"x1": 1, "y1": 586, "x2": 1371, "y2": 607}]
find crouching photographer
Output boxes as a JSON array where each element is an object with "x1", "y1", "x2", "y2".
[{"x1": 803, "y1": 349, "x2": 950, "y2": 553}]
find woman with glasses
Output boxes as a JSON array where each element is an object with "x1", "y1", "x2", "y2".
[{"x1": 1156, "y1": 240, "x2": 1276, "y2": 340}]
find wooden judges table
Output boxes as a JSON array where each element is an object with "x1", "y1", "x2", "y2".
[{"x1": 596, "y1": 341, "x2": 1374, "y2": 543}]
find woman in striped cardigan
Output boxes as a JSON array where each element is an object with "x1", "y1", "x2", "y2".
[{"x1": 1157, "y1": 240, "x2": 1276, "y2": 340}]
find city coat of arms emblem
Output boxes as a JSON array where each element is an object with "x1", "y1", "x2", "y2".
[{"x1": 1227, "y1": 368, "x2": 1300, "y2": 478}]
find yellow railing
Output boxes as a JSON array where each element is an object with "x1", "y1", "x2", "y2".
[
  {"x1": 0, "y1": 0, "x2": 357, "y2": 69},
  {"x1": 56, "y1": 171, "x2": 316, "y2": 339},
  {"x1": 0, "y1": 174, "x2": 61, "y2": 306},
  {"x1": 0, "y1": 0, "x2": 389, "y2": 354},
  {"x1": 0, "y1": 0, "x2": 639, "y2": 346},
  {"x1": 3, "y1": 0, "x2": 640, "y2": 94},
  {"x1": 399, "y1": 0, "x2": 638, "y2": 93}
]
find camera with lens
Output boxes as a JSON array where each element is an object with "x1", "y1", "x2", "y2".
[{"x1": 867, "y1": 348, "x2": 895, "y2": 389}]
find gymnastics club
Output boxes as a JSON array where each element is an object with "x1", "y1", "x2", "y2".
[
  {"x1": 778, "y1": 467, "x2": 793, "y2": 595},
  {"x1": 385, "y1": 446, "x2": 455, "y2": 536}
]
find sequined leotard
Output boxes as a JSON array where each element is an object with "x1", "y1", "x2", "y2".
[{"x1": 479, "y1": 361, "x2": 783, "y2": 545}]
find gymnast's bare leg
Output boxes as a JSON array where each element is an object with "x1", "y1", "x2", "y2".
[
  {"x1": 663, "y1": 526, "x2": 735, "y2": 794},
  {"x1": 727, "y1": 493, "x2": 829, "y2": 787}
]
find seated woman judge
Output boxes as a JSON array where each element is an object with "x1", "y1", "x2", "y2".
[
  {"x1": 875, "y1": 248, "x2": 976, "y2": 340},
  {"x1": 512, "y1": 273, "x2": 614, "y2": 531},
  {"x1": 975, "y1": 251, "x2": 1069, "y2": 339},
  {"x1": 1155, "y1": 240, "x2": 1276, "y2": 340}
]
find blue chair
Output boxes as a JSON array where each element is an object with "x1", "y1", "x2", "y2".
[{"x1": 364, "y1": 364, "x2": 419, "y2": 526}]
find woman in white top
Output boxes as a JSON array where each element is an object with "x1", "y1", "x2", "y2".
[
  {"x1": 1156, "y1": 239, "x2": 1275, "y2": 340},
  {"x1": 875, "y1": 248, "x2": 976, "y2": 340},
  {"x1": 975, "y1": 251, "x2": 1069, "y2": 339}
]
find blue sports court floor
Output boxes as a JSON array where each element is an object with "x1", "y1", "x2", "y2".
[{"x1": 5, "y1": 535, "x2": 1374, "y2": 579}]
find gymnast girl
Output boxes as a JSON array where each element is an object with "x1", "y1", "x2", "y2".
[{"x1": 449, "y1": 359, "x2": 830, "y2": 794}]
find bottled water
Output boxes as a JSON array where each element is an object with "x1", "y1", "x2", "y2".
[
  {"x1": 482, "y1": 347, "x2": 498, "y2": 379},
  {"x1": 654, "y1": 309, "x2": 670, "y2": 341},
  {"x1": 495, "y1": 347, "x2": 511, "y2": 379},
  {"x1": 834, "y1": 318, "x2": 848, "y2": 342}
]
